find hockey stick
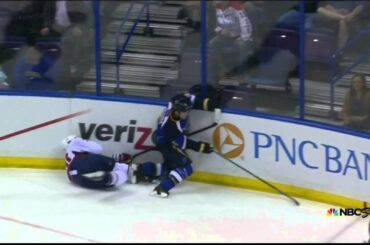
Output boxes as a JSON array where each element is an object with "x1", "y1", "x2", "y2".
[
  {"x1": 129, "y1": 108, "x2": 222, "y2": 163},
  {"x1": 187, "y1": 108, "x2": 221, "y2": 137},
  {"x1": 186, "y1": 122, "x2": 218, "y2": 136},
  {"x1": 213, "y1": 151, "x2": 300, "y2": 206}
]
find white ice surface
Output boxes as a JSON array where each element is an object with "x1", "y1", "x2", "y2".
[{"x1": 0, "y1": 168, "x2": 367, "y2": 243}]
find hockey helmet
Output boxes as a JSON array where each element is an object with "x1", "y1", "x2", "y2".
[
  {"x1": 62, "y1": 135, "x2": 77, "y2": 149},
  {"x1": 171, "y1": 94, "x2": 192, "y2": 112}
]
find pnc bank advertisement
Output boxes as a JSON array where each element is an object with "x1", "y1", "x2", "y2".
[
  {"x1": 212, "y1": 122, "x2": 369, "y2": 182},
  {"x1": 203, "y1": 114, "x2": 369, "y2": 202}
]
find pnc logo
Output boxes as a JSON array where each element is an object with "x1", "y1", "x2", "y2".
[{"x1": 212, "y1": 123, "x2": 244, "y2": 158}]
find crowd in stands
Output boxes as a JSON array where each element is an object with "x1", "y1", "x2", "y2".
[
  {"x1": 177, "y1": 0, "x2": 370, "y2": 73},
  {"x1": 0, "y1": 0, "x2": 95, "y2": 91},
  {"x1": 0, "y1": 0, "x2": 368, "y2": 132},
  {"x1": 176, "y1": 0, "x2": 370, "y2": 132}
]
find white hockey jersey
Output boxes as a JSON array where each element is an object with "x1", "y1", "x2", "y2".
[{"x1": 64, "y1": 137, "x2": 103, "y2": 168}]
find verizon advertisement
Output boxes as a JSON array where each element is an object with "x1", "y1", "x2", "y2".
[{"x1": 0, "y1": 96, "x2": 368, "y2": 202}]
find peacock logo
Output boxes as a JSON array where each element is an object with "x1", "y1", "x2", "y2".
[
  {"x1": 213, "y1": 123, "x2": 244, "y2": 158},
  {"x1": 326, "y1": 208, "x2": 339, "y2": 216}
]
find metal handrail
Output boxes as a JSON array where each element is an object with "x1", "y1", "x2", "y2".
[
  {"x1": 329, "y1": 24, "x2": 370, "y2": 116},
  {"x1": 115, "y1": 1, "x2": 150, "y2": 93}
]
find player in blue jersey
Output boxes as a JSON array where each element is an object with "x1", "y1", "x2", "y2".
[
  {"x1": 131, "y1": 92, "x2": 219, "y2": 198},
  {"x1": 63, "y1": 135, "x2": 133, "y2": 189}
]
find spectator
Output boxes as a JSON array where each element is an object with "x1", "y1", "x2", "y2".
[
  {"x1": 40, "y1": 0, "x2": 93, "y2": 81},
  {"x1": 315, "y1": 1, "x2": 364, "y2": 47},
  {"x1": 341, "y1": 74, "x2": 370, "y2": 130},
  {"x1": 12, "y1": 46, "x2": 56, "y2": 90},
  {"x1": 40, "y1": 1, "x2": 90, "y2": 39},
  {"x1": 208, "y1": 0, "x2": 255, "y2": 78},
  {"x1": 0, "y1": 1, "x2": 46, "y2": 68},
  {"x1": 4, "y1": 1, "x2": 46, "y2": 46}
]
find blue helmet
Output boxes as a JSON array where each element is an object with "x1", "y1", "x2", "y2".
[{"x1": 171, "y1": 94, "x2": 192, "y2": 112}]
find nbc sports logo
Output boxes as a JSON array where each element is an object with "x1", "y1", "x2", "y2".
[
  {"x1": 327, "y1": 208, "x2": 370, "y2": 218},
  {"x1": 212, "y1": 123, "x2": 244, "y2": 158}
]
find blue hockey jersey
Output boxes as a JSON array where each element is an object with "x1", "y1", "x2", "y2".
[{"x1": 155, "y1": 93, "x2": 215, "y2": 151}]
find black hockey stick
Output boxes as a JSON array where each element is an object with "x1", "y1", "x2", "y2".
[
  {"x1": 186, "y1": 122, "x2": 218, "y2": 137},
  {"x1": 187, "y1": 108, "x2": 221, "y2": 137},
  {"x1": 213, "y1": 151, "x2": 300, "y2": 206}
]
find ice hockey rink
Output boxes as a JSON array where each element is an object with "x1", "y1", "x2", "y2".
[{"x1": 0, "y1": 168, "x2": 368, "y2": 243}]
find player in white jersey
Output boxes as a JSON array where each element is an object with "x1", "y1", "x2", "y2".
[{"x1": 63, "y1": 135, "x2": 133, "y2": 189}]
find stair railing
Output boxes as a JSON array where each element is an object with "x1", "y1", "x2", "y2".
[{"x1": 115, "y1": 0, "x2": 150, "y2": 93}]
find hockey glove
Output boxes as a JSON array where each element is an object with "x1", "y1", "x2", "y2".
[{"x1": 198, "y1": 141, "x2": 214, "y2": 154}]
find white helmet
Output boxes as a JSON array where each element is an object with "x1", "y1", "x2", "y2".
[{"x1": 62, "y1": 135, "x2": 77, "y2": 150}]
